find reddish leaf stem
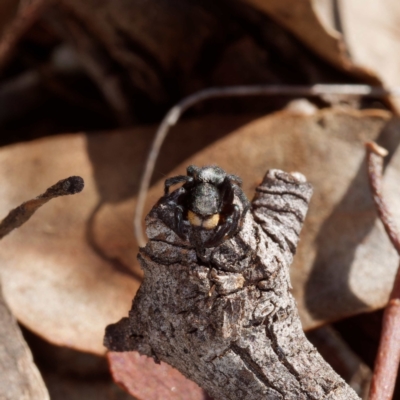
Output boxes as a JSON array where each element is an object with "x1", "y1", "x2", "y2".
[{"x1": 366, "y1": 141, "x2": 400, "y2": 400}]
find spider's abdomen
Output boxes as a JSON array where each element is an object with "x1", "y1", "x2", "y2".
[{"x1": 188, "y1": 183, "x2": 220, "y2": 216}]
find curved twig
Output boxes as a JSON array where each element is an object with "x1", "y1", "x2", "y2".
[
  {"x1": 366, "y1": 141, "x2": 400, "y2": 400},
  {"x1": 0, "y1": 176, "x2": 84, "y2": 240},
  {"x1": 134, "y1": 84, "x2": 400, "y2": 247}
]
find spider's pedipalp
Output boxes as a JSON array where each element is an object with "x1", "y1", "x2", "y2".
[{"x1": 163, "y1": 165, "x2": 249, "y2": 251}]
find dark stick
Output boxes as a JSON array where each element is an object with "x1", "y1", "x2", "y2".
[
  {"x1": 0, "y1": 176, "x2": 84, "y2": 240},
  {"x1": 366, "y1": 141, "x2": 400, "y2": 400}
]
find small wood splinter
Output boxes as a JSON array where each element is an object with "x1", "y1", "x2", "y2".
[
  {"x1": 0, "y1": 176, "x2": 84, "y2": 240},
  {"x1": 105, "y1": 168, "x2": 359, "y2": 400}
]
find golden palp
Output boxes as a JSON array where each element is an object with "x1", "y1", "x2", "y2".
[
  {"x1": 187, "y1": 210, "x2": 220, "y2": 229},
  {"x1": 202, "y1": 213, "x2": 220, "y2": 229}
]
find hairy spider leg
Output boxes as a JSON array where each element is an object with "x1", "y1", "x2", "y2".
[
  {"x1": 228, "y1": 175, "x2": 250, "y2": 215},
  {"x1": 204, "y1": 178, "x2": 236, "y2": 247},
  {"x1": 174, "y1": 205, "x2": 187, "y2": 240},
  {"x1": 164, "y1": 175, "x2": 193, "y2": 195},
  {"x1": 227, "y1": 173, "x2": 242, "y2": 186},
  {"x1": 233, "y1": 183, "x2": 251, "y2": 216},
  {"x1": 218, "y1": 176, "x2": 235, "y2": 208},
  {"x1": 205, "y1": 179, "x2": 250, "y2": 247},
  {"x1": 186, "y1": 165, "x2": 200, "y2": 177}
]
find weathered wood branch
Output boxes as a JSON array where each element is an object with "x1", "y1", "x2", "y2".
[{"x1": 105, "y1": 169, "x2": 359, "y2": 399}]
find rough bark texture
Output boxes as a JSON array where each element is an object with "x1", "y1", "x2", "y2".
[{"x1": 105, "y1": 168, "x2": 359, "y2": 400}]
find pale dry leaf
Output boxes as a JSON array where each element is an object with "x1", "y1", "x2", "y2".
[
  {"x1": 0, "y1": 115, "x2": 255, "y2": 355},
  {"x1": 142, "y1": 108, "x2": 400, "y2": 330},
  {"x1": 264, "y1": 0, "x2": 400, "y2": 111},
  {"x1": 1, "y1": 109, "x2": 399, "y2": 357},
  {"x1": 337, "y1": 0, "x2": 400, "y2": 110},
  {"x1": 103, "y1": 108, "x2": 400, "y2": 330}
]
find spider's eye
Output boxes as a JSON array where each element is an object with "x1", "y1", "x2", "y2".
[
  {"x1": 187, "y1": 165, "x2": 198, "y2": 178},
  {"x1": 199, "y1": 166, "x2": 225, "y2": 185}
]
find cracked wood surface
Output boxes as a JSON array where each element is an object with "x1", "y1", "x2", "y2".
[{"x1": 105, "y1": 169, "x2": 359, "y2": 399}]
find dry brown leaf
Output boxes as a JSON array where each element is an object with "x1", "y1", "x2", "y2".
[
  {"x1": 1, "y1": 109, "x2": 400, "y2": 358},
  {"x1": 0, "y1": 283, "x2": 49, "y2": 400},
  {"x1": 73, "y1": 108, "x2": 400, "y2": 330},
  {"x1": 337, "y1": 0, "x2": 400, "y2": 110},
  {"x1": 246, "y1": 0, "x2": 400, "y2": 111},
  {"x1": 242, "y1": 0, "x2": 380, "y2": 83},
  {"x1": 0, "y1": 115, "x2": 256, "y2": 355},
  {"x1": 108, "y1": 351, "x2": 209, "y2": 400},
  {"x1": 0, "y1": 0, "x2": 369, "y2": 128},
  {"x1": 143, "y1": 108, "x2": 400, "y2": 330}
]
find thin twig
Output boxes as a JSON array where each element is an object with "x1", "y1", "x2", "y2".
[
  {"x1": 366, "y1": 141, "x2": 400, "y2": 400},
  {"x1": 133, "y1": 84, "x2": 400, "y2": 247},
  {"x1": 0, "y1": 176, "x2": 84, "y2": 240}
]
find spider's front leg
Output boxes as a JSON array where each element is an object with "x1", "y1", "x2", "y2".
[
  {"x1": 164, "y1": 175, "x2": 192, "y2": 195},
  {"x1": 174, "y1": 205, "x2": 187, "y2": 240},
  {"x1": 164, "y1": 176, "x2": 194, "y2": 241},
  {"x1": 204, "y1": 177, "x2": 241, "y2": 247}
]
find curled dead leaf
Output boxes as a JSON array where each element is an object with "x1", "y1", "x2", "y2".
[
  {"x1": 0, "y1": 108, "x2": 400, "y2": 357},
  {"x1": 242, "y1": 0, "x2": 380, "y2": 82}
]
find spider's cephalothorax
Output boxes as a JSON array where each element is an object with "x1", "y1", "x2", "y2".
[{"x1": 164, "y1": 165, "x2": 250, "y2": 248}]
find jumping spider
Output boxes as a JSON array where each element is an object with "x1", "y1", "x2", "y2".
[{"x1": 164, "y1": 165, "x2": 250, "y2": 248}]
